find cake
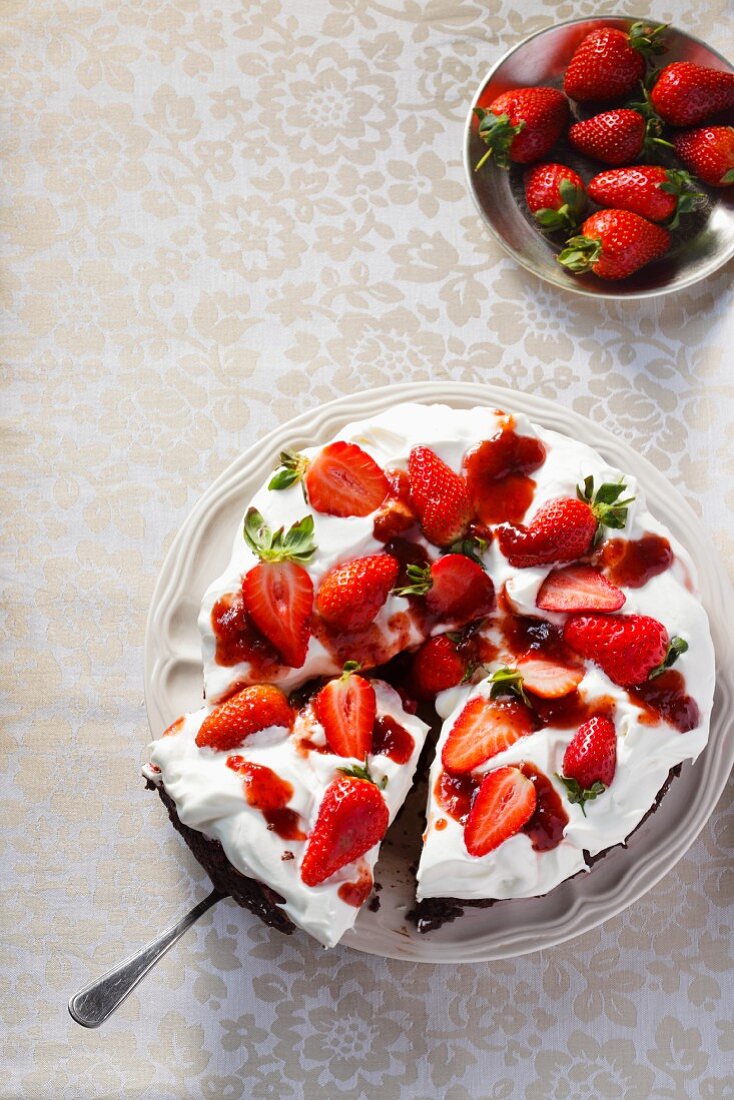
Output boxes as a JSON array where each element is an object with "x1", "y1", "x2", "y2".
[{"x1": 144, "y1": 403, "x2": 715, "y2": 947}]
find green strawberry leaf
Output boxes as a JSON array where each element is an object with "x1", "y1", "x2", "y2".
[
  {"x1": 338, "y1": 757, "x2": 388, "y2": 789},
  {"x1": 488, "y1": 665, "x2": 531, "y2": 707},
  {"x1": 557, "y1": 775, "x2": 607, "y2": 817},
  {"x1": 446, "y1": 535, "x2": 489, "y2": 567},
  {"x1": 649, "y1": 636, "x2": 688, "y2": 679},
  {"x1": 393, "y1": 562, "x2": 432, "y2": 598},
  {"x1": 243, "y1": 508, "x2": 316, "y2": 563}
]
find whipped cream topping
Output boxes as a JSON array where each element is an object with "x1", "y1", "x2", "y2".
[
  {"x1": 416, "y1": 415, "x2": 715, "y2": 903},
  {"x1": 146, "y1": 681, "x2": 429, "y2": 947}
]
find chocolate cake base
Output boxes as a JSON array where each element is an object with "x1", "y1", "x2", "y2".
[
  {"x1": 149, "y1": 781, "x2": 295, "y2": 935},
  {"x1": 411, "y1": 764, "x2": 682, "y2": 934}
]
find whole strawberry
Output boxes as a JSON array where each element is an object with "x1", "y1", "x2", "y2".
[
  {"x1": 650, "y1": 62, "x2": 734, "y2": 127},
  {"x1": 524, "y1": 163, "x2": 587, "y2": 231},
  {"x1": 587, "y1": 166, "x2": 701, "y2": 227},
  {"x1": 196, "y1": 684, "x2": 294, "y2": 752},
  {"x1": 558, "y1": 209, "x2": 670, "y2": 280},
  {"x1": 563, "y1": 613, "x2": 679, "y2": 686},
  {"x1": 563, "y1": 22, "x2": 667, "y2": 103},
  {"x1": 674, "y1": 127, "x2": 734, "y2": 188},
  {"x1": 569, "y1": 109, "x2": 658, "y2": 165},
  {"x1": 411, "y1": 634, "x2": 468, "y2": 697},
  {"x1": 473, "y1": 87, "x2": 569, "y2": 170},
  {"x1": 408, "y1": 446, "x2": 472, "y2": 547},
  {"x1": 559, "y1": 715, "x2": 617, "y2": 814},
  {"x1": 300, "y1": 775, "x2": 389, "y2": 887},
  {"x1": 316, "y1": 553, "x2": 399, "y2": 632},
  {"x1": 497, "y1": 476, "x2": 634, "y2": 567}
]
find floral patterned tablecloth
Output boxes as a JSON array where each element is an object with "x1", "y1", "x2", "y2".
[{"x1": 3, "y1": 1, "x2": 734, "y2": 1097}]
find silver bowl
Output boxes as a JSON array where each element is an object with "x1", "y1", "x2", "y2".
[{"x1": 464, "y1": 15, "x2": 734, "y2": 299}]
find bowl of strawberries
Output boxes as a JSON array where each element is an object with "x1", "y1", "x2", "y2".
[{"x1": 465, "y1": 15, "x2": 734, "y2": 297}]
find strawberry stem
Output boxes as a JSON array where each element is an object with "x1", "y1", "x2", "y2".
[
  {"x1": 243, "y1": 507, "x2": 317, "y2": 564},
  {"x1": 649, "y1": 636, "x2": 688, "y2": 679},
  {"x1": 557, "y1": 774, "x2": 606, "y2": 816}
]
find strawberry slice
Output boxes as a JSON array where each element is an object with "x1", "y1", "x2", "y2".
[
  {"x1": 408, "y1": 446, "x2": 473, "y2": 547},
  {"x1": 537, "y1": 565, "x2": 626, "y2": 613},
  {"x1": 441, "y1": 695, "x2": 533, "y2": 775},
  {"x1": 396, "y1": 554, "x2": 495, "y2": 626},
  {"x1": 464, "y1": 766, "x2": 537, "y2": 857},
  {"x1": 305, "y1": 442, "x2": 388, "y2": 517},
  {"x1": 516, "y1": 655, "x2": 584, "y2": 698},
  {"x1": 314, "y1": 666, "x2": 376, "y2": 759},
  {"x1": 300, "y1": 775, "x2": 389, "y2": 887},
  {"x1": 196, "y1": 684, "x2": 294, "y2": 751},
  {"x1": 243, "y1": 560, "x2": 313, "y2": 668}
]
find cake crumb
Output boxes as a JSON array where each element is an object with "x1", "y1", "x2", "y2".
[
  {"x1": 368, "y1": 895, "x2": 381, "y2": 912},
  {"x1": 281, "y1": 850, "x2": 294, "y2": 861}
]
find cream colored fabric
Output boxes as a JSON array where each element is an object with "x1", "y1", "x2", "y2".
[{"x1": 3, "y1": 1, "x2": 734, "y2": 1096}]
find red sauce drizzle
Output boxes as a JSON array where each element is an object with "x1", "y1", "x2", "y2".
[
  {"x1": 628, "y1": 670, "x2": 700, "y2": 733},
  {"x1": 373, "y1": 469, "x2": 419, "y2": 542},
  {"x1": 383, "y1": 537, "x2": 431, "y2": 586},
  {"x1": 372, "y1": 715, "x2": 415, "y2": 764},
  {"x1": 434, "y1": 818, "x2": 447, "y2": 831},
  {"x1": 163, "y1": 716, "x2": 185, "y2": 737},
  {"x1": 226, "y1": 756, "x2": 307, "y2": 840},
  {"x1": 464, "y1": 429, "x2": 546, "y2": 525},
  {"x1": 435, "y1": 770, "x2": 479, "y2": 824},
  {"x1": 337, "y1": 863, "x2": 374, "y2": 907},
  {"x1": 312, "y1": 608, "x2": 420, "y2": 671},
  {"x1": 596, "y1": 534, "x2": 673, "y2": 588},
  {"x1": 532, "y1": 691, "x2": 616, "y2": 730},
  {"x1": 520, "y1": 764, "x2": 568, "y2": 852},
  {"x1": 211, "y1": 591, "x2": 284, "y2": 676}
]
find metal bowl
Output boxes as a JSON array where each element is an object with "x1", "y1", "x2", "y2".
[{"x1": 464, "y1": 15, "x2": 734, "y2": 299}]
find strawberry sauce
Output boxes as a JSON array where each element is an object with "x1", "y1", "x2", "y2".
[
  {"x1": 520, "y1": 765, "x2": 568, "y2": 851},
  {"x1": 211, "y1": 592, "x2": 284, "y2": 676},
  {"x1": 373, "y1": 469, "x2": 418, "y2": 542},
  {"x1": 596, "y1": 533, "x2": 673, "y2": 588},
  {"x1": 372, "y1": 715, "x2": 415, "y2": 764},
  {"x1": 464, "y1": 429, "x2": 547, "y2": 525},
  {"x1": 337, "y1": 863, "x2": 374, "y2": 907},
  {"x1": 628, "y1": 669, "x2": 700, "y2": 733},
  {"x1": 226, "y1": 756, "x2": 307, "y2": 840},
  {"x1": 435, "y1": 770, "x2": 478, "y2": 824}
]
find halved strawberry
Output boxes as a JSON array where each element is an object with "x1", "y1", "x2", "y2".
[
  {"x1": 441, "y1": 695, "x2": 533, "y2": 775},
  {"x1": 196, "y1": 684, "x2": 294, "y2": 751},
  {"x1": 464, "y1": 766, "x2": 537, "y2": 857},
  {"x1": 316, "y1": 553, "x2": 399, "y2": 631},
  {"x1": 300, "y1": 775, "x2": 389, "y2": 887},
  {"x1": 411, "y1": 634, "x2": 468, "y2": 697},
  {"x1": 408, "y1": 446, "x2": 473, "y2": 547},
  {"x1": 396, "y1": 553, "x2": 495, "y2": 625},
  {"x1": 516, "y1": 655, "x2": 584, "y2": 699},
  {"x1": 536, "y1": 564, "x2": 626, "y2": 613},
  {"x1": 313, "y1": 666, "x2": 376, "y2": 759},
  {"x1": 243, "y1": 561, "x2": 313, "y2": 668},
  {"x1": 306, "y1": 442, "x2": 389, "y2": 517}
]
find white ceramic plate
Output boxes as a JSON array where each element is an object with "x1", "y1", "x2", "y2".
[{"x1": 144, "y1": 382, "x2": 734, "y2": 963}]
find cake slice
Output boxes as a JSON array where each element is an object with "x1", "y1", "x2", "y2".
[{"x1": 145, "y1": 676, "x2": 429, "y2": 947}]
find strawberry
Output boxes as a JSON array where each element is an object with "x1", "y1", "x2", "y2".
[
  {"x1": 463, "y1": 766, "x2": 537, "y2": 857},
  {"x1": 473, "y1": 87, "x2": 569, "y2": 170},
  {"x1": 408, "y1": 446, "x2": 472, "y2": 546},
  {"x1": 497, "y1": 476, "x2": 635, "y2": 568},
  {"x1": 559, "y1": 715, "x2": 617, "y2": 813},
  {"x1": 300, "y1": 775, "x2": 389, "y2": 887},
  {"x1": 563, "y1": 22, "x2": 667, "y2": 103},
  {"x1": 196, "y1": 684, "x2": 294, "y2": 751},
  {"x1": 515, "y1": 657, "x2": 584, "y2": 699},
  {"x1": 524, "y1": 163, "x2": 587, "y2": 232},
  {"x1": 650, "y1": 62, "x2": 734, "y2": 128},
  {"x1": 269, "y1": 441, "x2": 388, "y2": 518},
  {"x1": 673, "y1": 127, "x2": 734, "y2": 188},
  {"x1": 537, "y1": 564, "x2": 626, "y2": 613},
  {"x1": 587, "y1": 166, "x2": 702, "y2": 226},
  {"x1": 441, "y1": 695, "x2": 533, "y2": 775},
  {"x1": 315, "y1": 553, "x2": 398, "y2": 631},
  {"x1": 558, "y1": 209, "x2": 670, "y2": 280},
  {"x1": 396, "y1": 553, "x2": 495, "y2": 624},
  {"x1": 563, "y1": 613, "x2": 684, "y2": 687},
  {"x1": 242, "y1": 509, "x2": 316, "y2": 667},
  {"x1": 568, "y1": 110, "x2": 655, "y2": 165},
  {"x1": 313, "y1": 665, "x2": 376, "y2": 759},
  {"x1": 411, "y1": 634, "x2": 468, "y2": 697}
]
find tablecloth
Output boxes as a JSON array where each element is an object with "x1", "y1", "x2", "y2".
[{"x1": 3, "y1": 0, "x2": 733, "y2": 1097}]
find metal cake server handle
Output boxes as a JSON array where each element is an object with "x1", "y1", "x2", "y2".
[{"x1": 68, "y1": 889, "x2": 225, "y2": 1028}]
